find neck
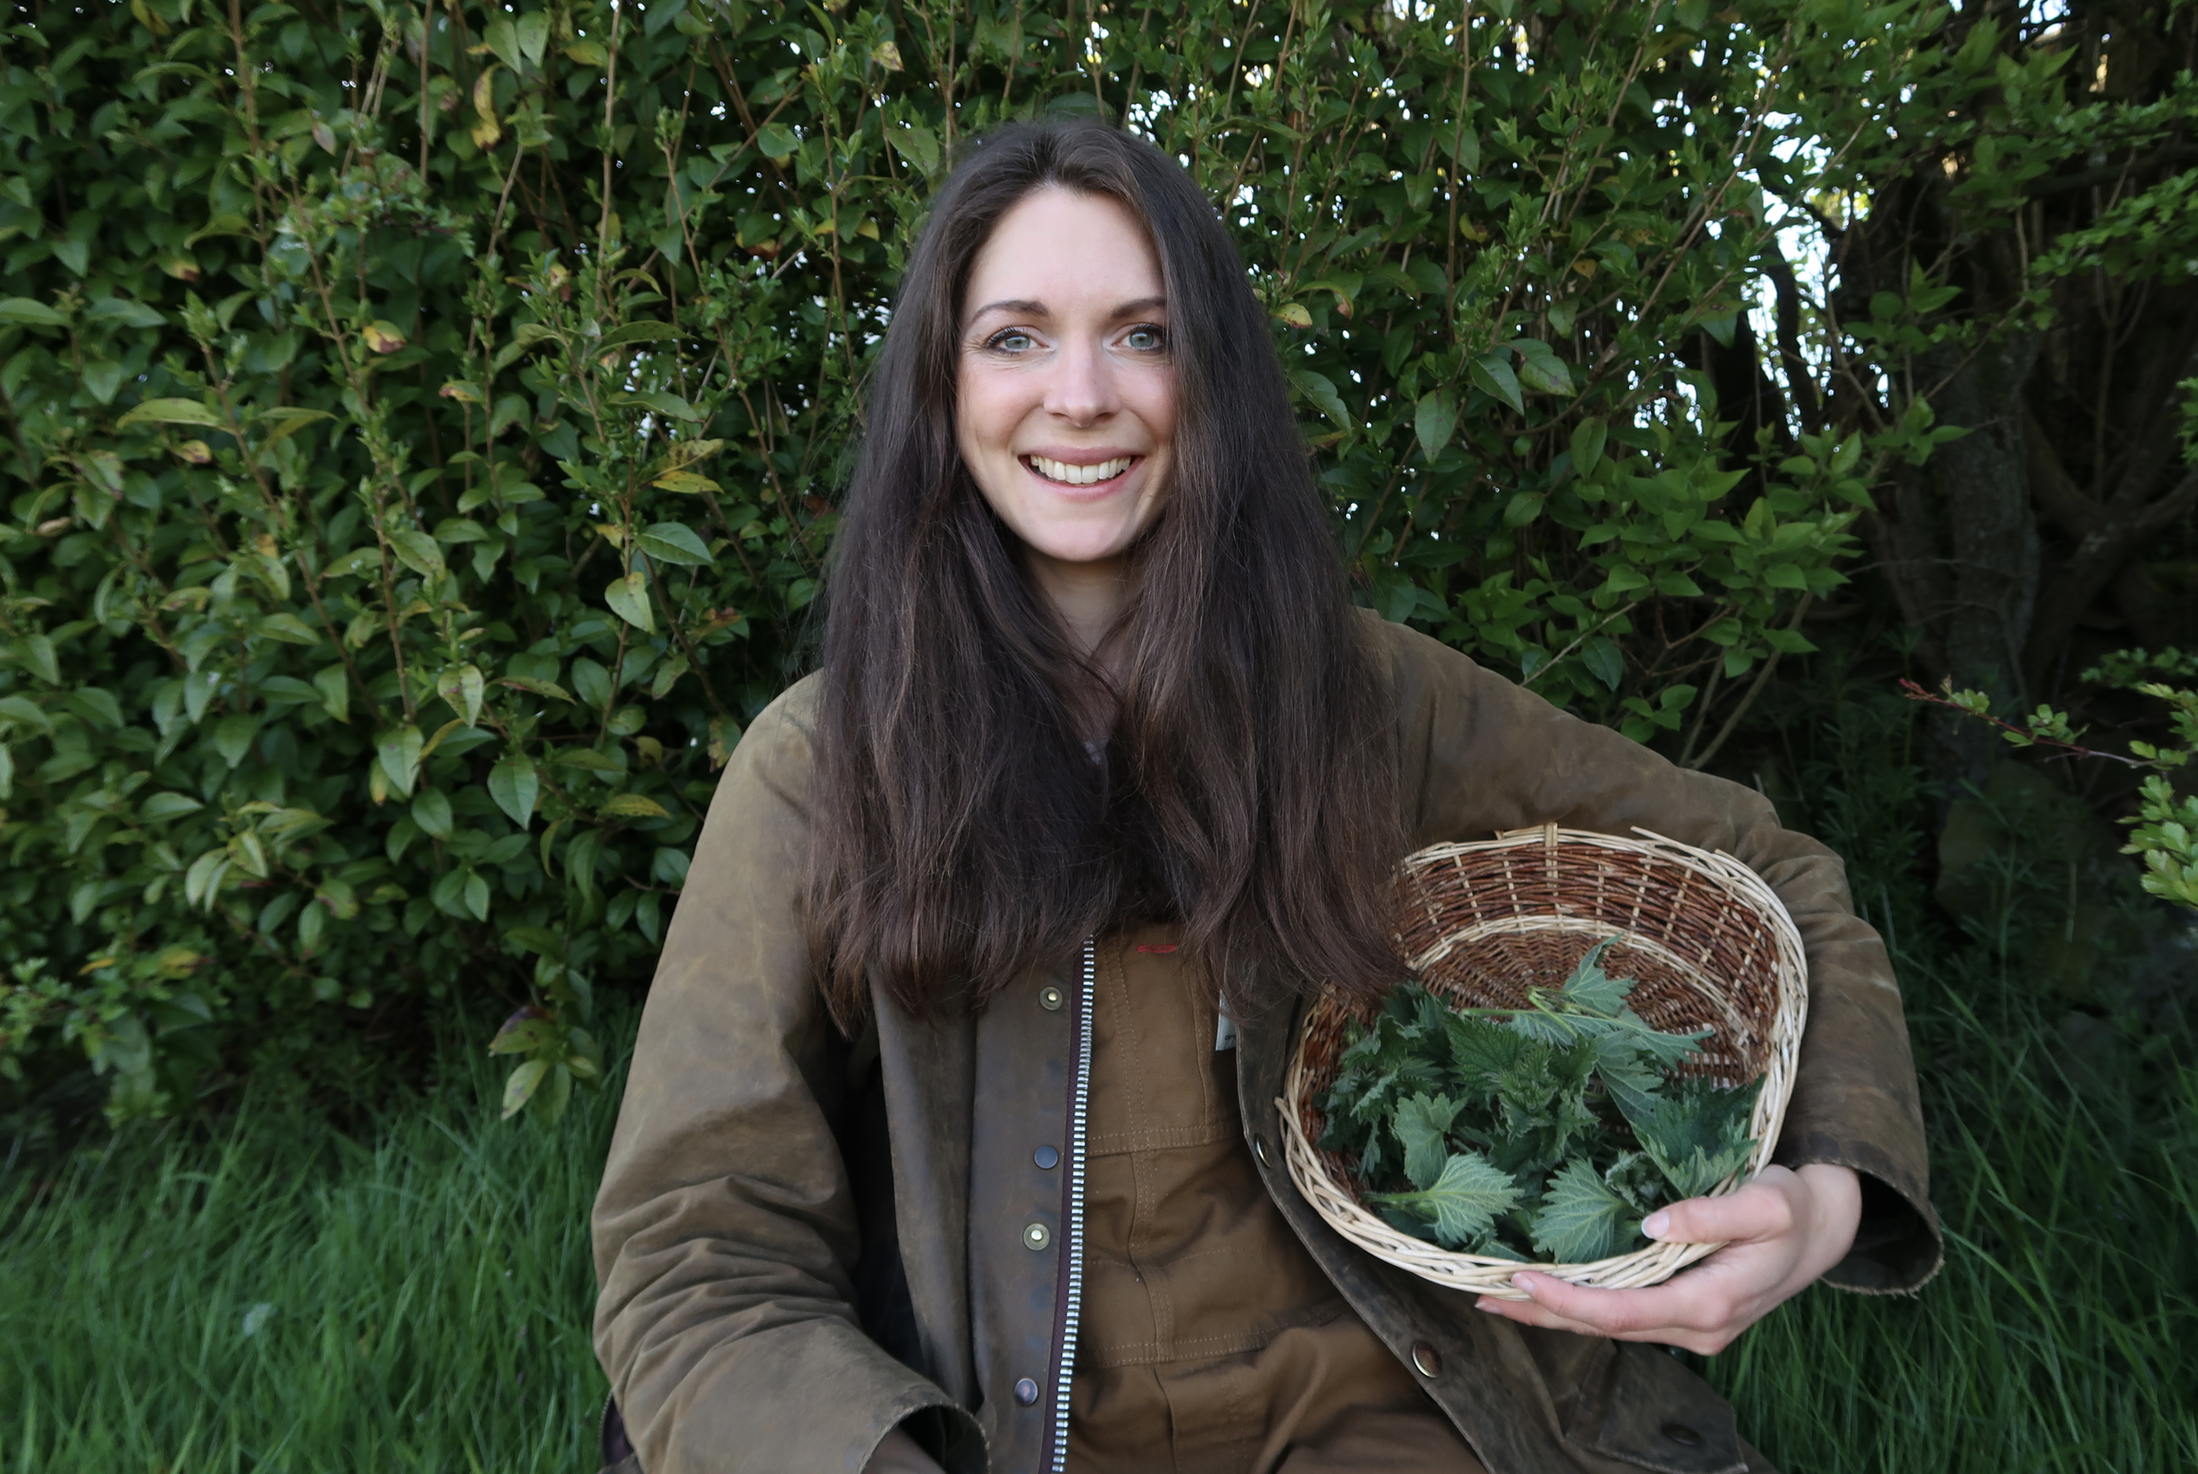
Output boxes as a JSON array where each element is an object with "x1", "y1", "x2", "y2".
[{"x1": 1024, "y1": 547, "x2": 1129, "y2": 659}]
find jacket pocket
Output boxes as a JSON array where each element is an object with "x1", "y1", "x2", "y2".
[{"x1": 1564, "y1": 1342, "x2": 1749, "y2": 1474}]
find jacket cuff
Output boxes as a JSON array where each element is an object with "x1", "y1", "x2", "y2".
[
  {"x1": 618, "y1": 1316, "x2": 975, "y2": 1474},
  {"x1": 1772, "y1": 1129, "x2": 1944, "y2": 1293},
  {"x1": 866, "y1": 1408, "x2": 987, "y2": 1474}
]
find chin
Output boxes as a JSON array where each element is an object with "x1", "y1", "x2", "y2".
[{"x1": 1021, "y1": 530, "x2": 1140, "y2": 567}]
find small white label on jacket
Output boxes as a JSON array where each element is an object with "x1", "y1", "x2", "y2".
[{"x1": 1214, "y1": 1000, "x2": 1238, "y2": 1053}]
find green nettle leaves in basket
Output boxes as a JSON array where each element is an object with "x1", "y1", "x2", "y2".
[{"x1": 1318, "y1": 941, "x2": 1763, "y2": 1262}]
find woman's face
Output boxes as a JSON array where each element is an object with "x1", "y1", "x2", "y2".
[{"x1": 955, "y1": 186, "x2": 1175, "y2": 575}]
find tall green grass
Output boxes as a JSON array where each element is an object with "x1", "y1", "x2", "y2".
[
  {"x1": 1711, "y1": 942, "x2": 2198, "y2": 1471},
  {"x1": 0, "y1": 1030, "x2": 625, "y2": 1474},
  {"x1": 3, "y1": 685, "x2": 2194, "y2": 1473}
]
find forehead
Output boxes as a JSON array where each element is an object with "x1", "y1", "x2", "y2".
[{"x1": 963, "y1": 187, "x2": 1163, "y2": 319}]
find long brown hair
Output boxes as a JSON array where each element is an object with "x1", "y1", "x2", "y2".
[{"x1": 807, "y1": 119, "x2": 1402, "y2": 1027}]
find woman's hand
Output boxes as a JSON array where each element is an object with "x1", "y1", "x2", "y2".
[{"x1": 1474, "y1": 1163, "x2": 1861, "y2": 1354}]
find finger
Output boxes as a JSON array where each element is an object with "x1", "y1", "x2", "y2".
[
  {"x1": 1497, "y1": 1271, "x2": 1726, "y2": 1339},
  {"x1": 1475, "y1": 1280, "x2": 1730, "y2": 1353},
  {"x1": 1643, "y1": 1179, "x2": 1797, "y2": 1247},
  {"x1": 1474, "y1": 1290, "x2": 1605, "y2": 1338}
]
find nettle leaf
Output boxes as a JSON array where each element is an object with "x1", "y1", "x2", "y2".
[
  {"x1": 1337, "y1": 978, "x2": 1741, "y2": 1260},
  {"x1": 1632, "y1": 1078, "x2": 1762, "y2": 1198},
  {"x1": 1556, "y1": 938, "x2": 1632, "y2": 1015},
  {"x1": 1394, "y1": 1092, "x2": 1465, "y2": 1189},
  {"x1": 1530, "y1": 1159, "x2": 1637, "y2": 1262},
  {"x1": 1369, "y1": 1150, "x2": 1522, "y2": 1249},
  {"x1": 1594, "y1": 1035, "x2": 1665, "y2": 1122}
]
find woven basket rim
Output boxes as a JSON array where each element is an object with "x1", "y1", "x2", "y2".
[{"x1": 1279, "y1": 824, "x2": 1809, "y2": 1298}]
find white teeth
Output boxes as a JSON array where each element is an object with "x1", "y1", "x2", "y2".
[{"x1": 1028, "y1": 455, "x2": 1132, "y2": 486}]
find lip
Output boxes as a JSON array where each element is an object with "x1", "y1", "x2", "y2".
[
  {"x1": 1022, "y1": 446, "x2": 1145, "y2": 465},
  {"x1": 1020, "y1": 450, "x2": 1144, "y2": 494}
]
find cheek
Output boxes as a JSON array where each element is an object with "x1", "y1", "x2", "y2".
[
  {"x1": 1129, "y1": 369, "x2": 1179, "y2": 451},
  {"x1": 955, "y1": 370, "x2": 1030, "y2": 460}
]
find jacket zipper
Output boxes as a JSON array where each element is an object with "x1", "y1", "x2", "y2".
[{"x1": 1045, "y1": 938, "x2": 1097, "y2": 1474}]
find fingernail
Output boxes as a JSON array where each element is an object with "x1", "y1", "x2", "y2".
[
  {"x1": 1474, "y1": 1297, "x2": 1494, "y2": 1312},
  {"x1": 1642, "y1": 1210, "x2": 1670, "y2": 1239}
]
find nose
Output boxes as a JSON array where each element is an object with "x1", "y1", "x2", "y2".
[{"x1": 1043, "y1": 333, "x2": 1120, "y2": 426}]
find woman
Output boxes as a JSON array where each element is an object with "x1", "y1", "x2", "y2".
[{"x1": 591, "y1": 120, "x2": 1938, "y2": 1474}]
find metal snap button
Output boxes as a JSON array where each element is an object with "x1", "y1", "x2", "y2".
[
  {"x1": 1252, "y1": 1135, "x2": 1271, "y2": 1167},
  {"x1": 1013, "y1": 1377, "x2": 1040, "y2": 1406},
  {"x1": 1022, "y1": 1222, "x2": 1052, "y2": 1250},
  {"x1": 1033, "y1": 1145, "x2": 1061, "y2": 1170},
  {"x1": 1661, "y1": 1423, "x2": 1702, "y2": 1448},
  {"x1": 1038, "y1": 985, "x2": 1065, "y2": 1011},
  {"x1": 1410, "y1": 1341, "x2": 1441, "y2": 1378}
]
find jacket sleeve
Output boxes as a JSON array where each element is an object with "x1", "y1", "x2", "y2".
[
  {"x1": 591, "y1": 684, "x2": 972, "y2": 1473},
  {"x1": 1384, "y1": 622, "x2": 1941, "y2": 1291}
]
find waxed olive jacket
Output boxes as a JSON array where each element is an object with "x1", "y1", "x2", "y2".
[{"x1": 591, "y1": 618, "x2": 1941, "y2": 1474}]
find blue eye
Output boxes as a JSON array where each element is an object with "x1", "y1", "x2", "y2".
[
  {"x1": 1124, "y1": 325, "x2": 1166, "y2": 351},
  {"x1": 985, "y1": 329, "x2": 1034, "y2": 353}
]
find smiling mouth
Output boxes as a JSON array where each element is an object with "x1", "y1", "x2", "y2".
[{"x1": 1024, "y1": 454, "x2": 1137, "y2": 487}]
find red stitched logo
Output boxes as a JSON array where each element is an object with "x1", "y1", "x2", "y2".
[{"x1": 1135, "y1": 944, "x2": 1178, "y2": 953}]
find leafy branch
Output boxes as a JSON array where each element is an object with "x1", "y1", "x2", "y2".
[{"x1": 1902, "y1": 652, "x2": 2198, "y2": 911}]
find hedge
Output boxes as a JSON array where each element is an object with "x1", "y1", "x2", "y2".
[{"x1": 0, "y1": 0, "x2": 1999, "y2": 1119}]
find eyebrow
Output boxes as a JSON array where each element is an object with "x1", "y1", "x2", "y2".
[{"x1": 965, "y1": 294, "x2": 1167, "y2": 323}]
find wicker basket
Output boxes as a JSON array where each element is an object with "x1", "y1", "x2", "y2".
[{"x1": 1278, "y1": 824, "x2": 1808, "y2": 1299}]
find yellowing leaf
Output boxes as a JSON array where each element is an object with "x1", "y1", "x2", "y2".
[
  {"x1": 437, "y1": 663, "x2": 485, "y2": 727},
  {"x1": 599, "y1": 793, "x2": 670, "y2": 820},
  {"x1": 1275, "y1": 302, "x2": 1313, "y2": 329},
  {"x1": 362, "y1": 321, "x2": 408, "y2": 354},
  {"x1": 118, "y1": 397, "x2": 222, "y2": 429},
  {"x1": 652, "y1": 470, "x2": 722, "y2": 494},
  {"x1": 176, "y1": 439, "x2": 214, "y2": 465},
  {"x1": 563, "y1": 39, "x2": 607, "y2": 66},
  {"x1": 471, "y1": 65, "x2": 501, "y2": 148},
  {"x1": 873, "y1": 40, "x2": 904, "y2": 69},
  {"x1": 604, "y1": 571, "x2": 654, "y2": 632}
]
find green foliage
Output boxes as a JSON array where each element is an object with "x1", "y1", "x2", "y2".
[
  {"x1": 1320, "y1": 944, "x2": 1759, "y2": 1261},
  {"x1": 0, "y1": 0, "x2": 2001, "y2": 1116},
  {"x1": 1905, "y1": 649, "x2": 2198, "y2": 912}
]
